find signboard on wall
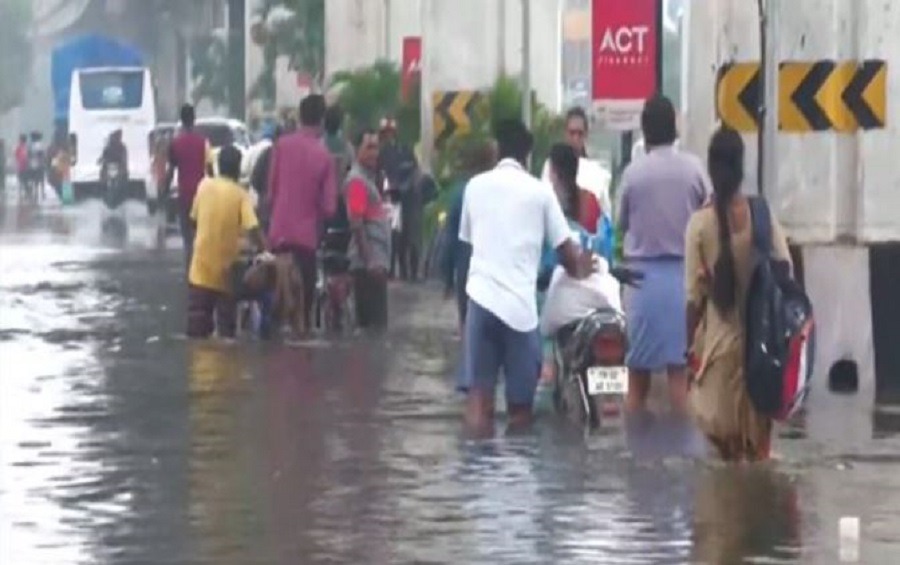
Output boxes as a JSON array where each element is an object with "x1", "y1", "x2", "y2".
[
  {"x1": 401, "y1": 36, "x2": 422, "y2": 100},
  {"x1": 591, "y1": 0, "x2": 658, "y2": 130}
]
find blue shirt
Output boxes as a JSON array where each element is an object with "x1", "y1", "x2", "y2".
[
  {"x1": 538, "y1": 214, "x2": 614, "y2": 282},
  {"x1": 617, "y1": 146, "x2": 709, "y2": 259},
  {"x1": 442, "y1": 177, "x2": 472, "y2": 292}
]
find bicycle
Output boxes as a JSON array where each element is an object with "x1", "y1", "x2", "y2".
[{"x1": 314, "y1": 229, "x2": 355, "y2": 334}]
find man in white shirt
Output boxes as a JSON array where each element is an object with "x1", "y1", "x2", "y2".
[{"x1": 460, "y1": 119, "x2": 593, "y2": 430}]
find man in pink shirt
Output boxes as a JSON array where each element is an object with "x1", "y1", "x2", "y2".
[{"x1": 267, "y1": 94, "x2": 338, "y2": 330}]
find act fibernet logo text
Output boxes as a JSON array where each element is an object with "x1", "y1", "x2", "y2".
[{"x1": 596, "y1": 25, "x2": 652, "y2": 66}]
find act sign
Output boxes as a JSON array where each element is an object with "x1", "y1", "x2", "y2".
[
  {"x1": 591, "y1": 0, "x2": 658, "y2": 130},
  {"x1": 401, "y1": 36, "x2": 422, "y2": 101}
]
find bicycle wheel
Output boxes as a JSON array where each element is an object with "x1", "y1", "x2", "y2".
[
  {"x1": 342, "y1": 288, "x2": 356, "y2": 332},
  {"x1": 314, "y1": 289, "x2": 326, "y2": 331}
]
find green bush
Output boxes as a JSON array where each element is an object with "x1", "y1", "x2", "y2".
[
  {"x1": 329, "y1": 60, "x2": 401, "y2": 133},
  {"x1": 328, "y1": 64, "x2": 567, "y2": 244}
]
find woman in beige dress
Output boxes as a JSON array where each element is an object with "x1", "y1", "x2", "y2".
[{"x1": 684, "y1": 127, "x2": 792, "y2": 462}]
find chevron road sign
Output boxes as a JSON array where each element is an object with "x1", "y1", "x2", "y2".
[
  {"x1": 716, "y1": 62, "x2": 761, "y2": 131},
  {"x1": 432, "y1": 91, "x2": 482, "y2": 146},
  {"x1": 716, "y1": 60, "x2": 887, "y2": 132}
]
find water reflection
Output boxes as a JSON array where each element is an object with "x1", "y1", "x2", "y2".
[
  {"x1": 4, "y1": 199, "x2": 900, "y2": 563},
  {"x1": 692, "y1": 465, "x2": 802, "y2": 564},
  {"x1": 188, "y1": 342, "x2": 268, "y2": 563}
]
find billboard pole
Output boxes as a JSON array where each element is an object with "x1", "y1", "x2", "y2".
[{"x1": 759, "y1": 0, "x2": 778, "y2": 198}]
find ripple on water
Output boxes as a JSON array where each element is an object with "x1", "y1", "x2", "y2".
[{"x1": 3, "y1": 222, "x2": 900, "y2": 564}]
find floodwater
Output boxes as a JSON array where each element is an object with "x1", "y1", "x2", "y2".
[{"x1": 2, "y1": 193, "x2": 900, "y2": 564}]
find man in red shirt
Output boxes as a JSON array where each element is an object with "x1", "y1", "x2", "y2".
[
  {"x1": 267, "y1": 94, "x2": 338, "y2": 331},
  {"x1": 166, "y1": 104, "x2": 210, "y2": 268},
  {"x1": 345, "y1": 129, "x2": 391, "y2": 330},
  {"x1": 14, "y1": 134, "x2": 28, "y2": 193}
]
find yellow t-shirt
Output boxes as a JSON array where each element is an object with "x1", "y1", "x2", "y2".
[{"x1": 189, "y1": 177, "x2": 259, "y2": 292}]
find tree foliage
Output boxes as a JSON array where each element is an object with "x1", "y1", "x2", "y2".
[
  {"x1": 248, "y1": 0, "x2": 325, "y2": 107},
  {"x1": 329, "y1": 60, "x2": 401, "y2": 133},
  {"x1": 190, "y1": 32, "x2": 232, "y2": 109},
  {"x1": 0, "y1": 0, "x2": 33, "y2": 115}
]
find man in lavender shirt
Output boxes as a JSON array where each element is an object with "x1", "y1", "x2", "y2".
[
  {"x1": 268, "y1": 94, "x2": 338, "y2": 330},
  {"x1": 616, "y1": 95, "x2": 710, "y2": 413}
]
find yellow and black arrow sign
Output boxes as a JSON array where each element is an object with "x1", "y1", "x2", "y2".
[
  {"x1": 716, "y1": 62, "x2": 761, "y2": 132},
  {"x1": 781, "y1": 60, "x2": 887, "y2": 131},
  {"x1": 432, "y1": 91, "x2": 482, "y2": 146},
  {"x1": 716, "y1": 60, "x2": 886, "y2": 132}
]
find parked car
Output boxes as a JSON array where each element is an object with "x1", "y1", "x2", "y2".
[
  {"x1": 195, "y1": 117, "x2": 252, "y2": 181},
  {"x1": 154, "y1": 117, "x2": 256, "y2": 233}
]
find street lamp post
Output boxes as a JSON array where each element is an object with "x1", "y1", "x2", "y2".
[
  {"x1": 498, "y1": 0, "x2": 507, "y2": 76},
  {"x1": 383, "y1": 0, "x2": 392, "y2": 60},
  {"x1": 419, "y1": 0, "x2": 433, "y2": 173}
]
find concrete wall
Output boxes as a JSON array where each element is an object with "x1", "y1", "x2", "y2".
[
  {"x1": 325, "y1": 0, "x2": 389, "y2": 76},
  {"x1": 682, "y1": 0, "x2": 900, "y2": 244},
  {"x1": 683, "y1": 0, "x2": 900, "y2": 426},
  {"x1": 325, "y1": 0, "x2": 562, "y2": 111}
]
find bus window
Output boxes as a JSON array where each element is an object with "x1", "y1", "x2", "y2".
[{"x1": 80, "y1": 70, "x2": 144, "y2": 110}]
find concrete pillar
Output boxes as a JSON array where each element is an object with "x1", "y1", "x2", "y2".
[
  {"x1": 325, "y1": 0, "x2": 385, "y2": 75},
  {"x1": 683, "y1": 0, "x2": 900, "y2": 433},
  {"x1": 325, "y1": 0, "x2": 560, "y2": 110}
]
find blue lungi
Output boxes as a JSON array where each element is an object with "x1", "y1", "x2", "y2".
[{"x1": 623, "y1": 257, "x2": 687, "y2": 371}]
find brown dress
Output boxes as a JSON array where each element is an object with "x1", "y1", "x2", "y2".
[{"x1": 684, "y1": 201, "x2": 792, "y2": 460}]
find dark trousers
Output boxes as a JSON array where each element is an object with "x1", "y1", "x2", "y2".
[
  {"x1": 187, "y1": 284, "x2": 237, "y2": 338},
  {"x1": 353, "y1": 269, "x2": 388, "y2": 330},
  {"x1": 455, "y1": 273, "x2": 469, "y2": 327},
  {"x1": 391, "y1": 228, "x2": 421, "y2": 281},
  {"x1": 280, "y1": 246, "x2": 317, "y2": 331},
  {"x1": 179, "y1": 206, "x2": 196, "y2": 270}
]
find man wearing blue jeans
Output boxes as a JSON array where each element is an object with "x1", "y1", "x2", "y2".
[{"x1": 458, "y1": 119, "x2": 594, "y2": 431}]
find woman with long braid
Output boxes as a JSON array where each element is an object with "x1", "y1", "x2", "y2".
[{"x1": 685, "y1": 126, "x2": 792, "y2": 462}]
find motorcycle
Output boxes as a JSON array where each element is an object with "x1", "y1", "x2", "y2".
[
  {"x1": 100, "y1": 162, "x2": 128, "y2": 242},
  {"x1": 102, "y1": 162, "x2": 127, "y2": 210},
  {"x1": 551, "y1": 267, "x2": 643, "y2": 428}
]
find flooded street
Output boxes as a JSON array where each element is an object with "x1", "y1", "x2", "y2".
[{"x1": 2, "y1": 195, "x2": 900, "y2": 564}]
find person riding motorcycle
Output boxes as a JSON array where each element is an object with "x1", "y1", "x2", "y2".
[{"x1": 99, "y1": 129, "x2": 129, "y2": 186}]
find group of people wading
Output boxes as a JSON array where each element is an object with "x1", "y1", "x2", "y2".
[{"x1": 447, "y1": 95, "x2": 792, "y2": 463}]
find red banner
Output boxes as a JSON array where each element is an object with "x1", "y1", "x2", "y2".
[
  {"x1": 591, "y1": 0, "x2": 657, "y2": 127},
  {"x1": 401, "y1": 36, "x2": 422, "y2": 100}
]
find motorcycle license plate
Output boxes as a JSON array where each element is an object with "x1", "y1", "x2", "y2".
[{"x1": 586, "y1": 366, "x2": 629, "y2": 395}]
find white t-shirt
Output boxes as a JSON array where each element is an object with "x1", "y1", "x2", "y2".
[
  {"x1": 541, "y1": 157, "x2": 613, "y2": 218},
  {"x1": 460, "y1": 158, "x2": 572, "y2": 332}
]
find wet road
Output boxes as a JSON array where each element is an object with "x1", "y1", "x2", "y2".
[{"x1": 2, "y1": 194, "x2": 900, "y2": 564}]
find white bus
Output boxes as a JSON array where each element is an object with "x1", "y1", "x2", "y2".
[{"x1": 68, "y1": 66, "x2": 157, "y2": 209}]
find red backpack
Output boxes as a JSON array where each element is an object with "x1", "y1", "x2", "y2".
[{"x1": 744, "y1": 198, "x2": 816, "y2": 421}]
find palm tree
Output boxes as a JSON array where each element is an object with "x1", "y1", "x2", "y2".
[{"x1": 329, "y1": 60, "x2": 401, "y2": 132}]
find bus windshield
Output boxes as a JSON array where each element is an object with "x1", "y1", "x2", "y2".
[{"x1": 80, "y1": 70, "x2": 144, "y2": 110}]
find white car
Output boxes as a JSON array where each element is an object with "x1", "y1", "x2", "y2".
[
  {"x1": 195, "y1": 117, "x2": 252, "y2": 183},
  {"x1": 155, "y1": 117, "x2": 256, "y2": 227}
]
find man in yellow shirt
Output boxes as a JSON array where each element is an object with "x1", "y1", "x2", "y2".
[{"x1": 187, "y1": 145, "x2": 267, "y2": 339}]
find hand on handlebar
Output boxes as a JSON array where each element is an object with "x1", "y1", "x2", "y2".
[
  {"x1": 255, "y1": 251, "x2": 276, "y2": 264},
  {"x1": 609, "y1": 267, "x2": 644, "y2": 288}
]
